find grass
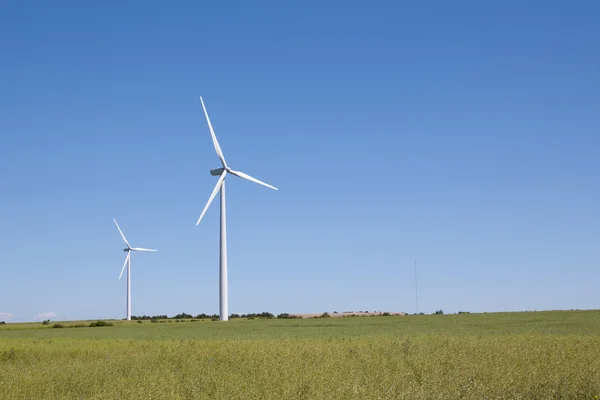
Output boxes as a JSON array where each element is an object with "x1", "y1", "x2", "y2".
[{"x1": 1, "y1": 310, "x2": 600, "y2": 399}]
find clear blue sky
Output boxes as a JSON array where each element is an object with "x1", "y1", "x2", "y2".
[{"x1": 1, "y1": 1, "x2": 599, "y2": 322}]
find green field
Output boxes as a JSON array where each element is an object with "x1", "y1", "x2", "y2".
[{"x1": 1, "y1": 310, "x2": 600, "y2": 399}]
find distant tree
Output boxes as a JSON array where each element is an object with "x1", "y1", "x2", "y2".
[
  {"x1": 42, "y1": 320, "x2": 49, "y2": 325},
  {"x1": 230, "y1": 314, "x2": 241, "y2": 319},
  {"x1": 241, "y1": 312, "x2": 274, "y2": 319},
  {"x1": 434, "y1": 310, "x2": 444, "y2": 315},
  {"x1": 277, "y1": 313, "x2": 300, "y2": 319},
  {"x1": 0, "y1": 321, "x2": 5, "y2": 325}
]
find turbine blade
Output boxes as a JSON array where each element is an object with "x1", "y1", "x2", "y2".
[
  {"x1": 196, "y1": 171, "x2": 227, "y2": 226},
  {"x1": 229, "y1": 169, "x2": 278, "y2": 191},
  {"x1": 113, "y1": 219, "x2": 131, "y2": 248},
  {"x1": 119, "y1": 252, "x2": 130, "y2": 280},
  {"x1": 200, "y1": 96, "x2": 227, "y2": 168},
  {"x1": 131, "y1": 247, "x2": 158, "y2": 252}
]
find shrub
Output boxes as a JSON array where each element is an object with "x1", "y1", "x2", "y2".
[
  {"x1": 52, "y1": 324, "x2": 65, "y2": 328},
  {"x1": 150, "y1": 319, "x2": 159, "y2": 323},
  {"x1": 42, "y1": 320, "x2": 49, "y2": 325},
  {"x1": 190, "y1": 319, "x2": 199, "y2": 322},
  {"x1": 381, "y1": 312, "x2": 391, "y2": 316},
  {"x1": 320, "y1": 312, "x2": 330, "y2": 318},
  {"x1": 137, "y1": 320, "x2": 142, "y2": 323},
  {"x1": 89, "y1": 320, "x2": 113, "y2": 327},
  {"x1": 211, "y1": 318, "x2": 219, "y2": 321},
  {"x1": 69, "y1": 324, "x2": 86, "y2": 328}
]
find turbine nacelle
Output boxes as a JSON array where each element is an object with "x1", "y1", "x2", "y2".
[{"x1": 210, "y1": 167, "x2": 225, "y2": 176}]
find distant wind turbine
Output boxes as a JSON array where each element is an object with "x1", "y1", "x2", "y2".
[
  {"x1": 196, "y1": 96, "x2": 278, "y2": 321},
  {"x1": 114, "y1": 219, "x2": 157, "y2": 321}
]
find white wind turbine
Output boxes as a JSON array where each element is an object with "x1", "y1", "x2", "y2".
[
  {"x1": 114, "y1": 218, "x2": 157, "y2": 321},
  {"x1": 196, "y1": 96, "x2": 278, "y2": 321}
]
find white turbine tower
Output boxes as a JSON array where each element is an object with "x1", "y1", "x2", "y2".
[
  {"x1": 114, "y1": 219, "x2": 157, "y2": 321},
  {"x1": 196, "y1": 96, "x2": 278, "y2": 321}
]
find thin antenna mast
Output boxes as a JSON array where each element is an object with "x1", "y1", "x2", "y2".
[{"x1": 414, "y1": 260, "x2": 419, "y2": 314}]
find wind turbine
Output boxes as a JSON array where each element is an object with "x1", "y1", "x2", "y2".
[
  {"x1": 113, "y1": 218, "x2": 157, "y2": 321},
  {"x1": 196, "y1": 96, "x2": 278, "y2": 321}
]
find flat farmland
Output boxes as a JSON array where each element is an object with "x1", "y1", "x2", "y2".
[{"x1": 1, "y1": 310, "x2": 600, "y2": 399}]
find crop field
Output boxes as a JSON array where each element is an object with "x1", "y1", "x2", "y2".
[{"x1": 1, "y1": 310, "x2": 600, "y2": 399}]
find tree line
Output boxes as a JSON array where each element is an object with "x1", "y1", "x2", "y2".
[{"x1": 130, "y1": 312, "x2": 302, "y2": 320}]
